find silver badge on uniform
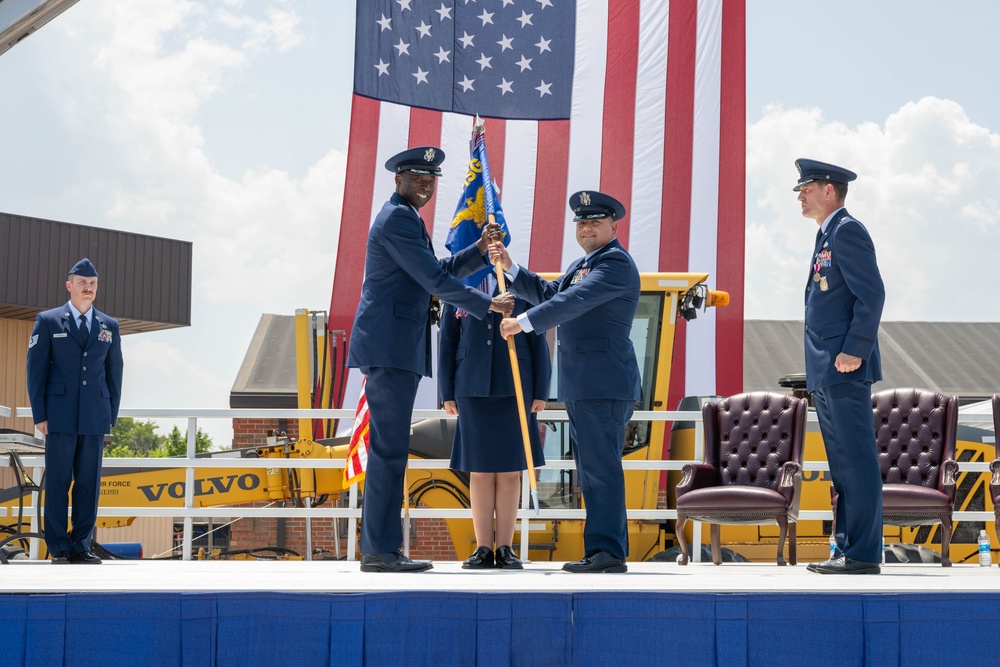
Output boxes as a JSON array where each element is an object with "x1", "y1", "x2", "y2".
[{"x1": 28, "y1": 334, "x2": 38, "y2": 349}]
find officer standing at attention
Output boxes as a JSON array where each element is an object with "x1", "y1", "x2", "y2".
[
  {"x1": 492, "y1": 191, "x2": 640, "y2": 573},
  {"x1": 347, "y1": 146, "x2": 514, "y2": 573},
  {"x1": 794, "y1": 159, "x2": 886, "y2": 575},
  {"x1": 26, "y1": 258, "x2": 124, "y2": 564}
]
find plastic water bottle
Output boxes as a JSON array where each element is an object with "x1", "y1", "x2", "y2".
[
  {"x1": 881, "y1": 537, "x2": 886, "y2": 565},
  {"x1": 829, "y1": 534, "x2": 836, "y2": 559},
  {"x1": 979, "y1": 530, "x2": 992, "y2": 567}
]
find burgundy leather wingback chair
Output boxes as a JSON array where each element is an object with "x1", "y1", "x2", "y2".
[
  {"x1": 833, "y1": 388, "x2": 958, "y2": 566},
  {"x1": 990, "y1": 393, "x2": 1000, "y2": 565},
  {"x1": 675, "y1": 392, "x2": 807, "y2": 566}
]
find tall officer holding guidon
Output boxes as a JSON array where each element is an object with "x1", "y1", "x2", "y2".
[
  {"x1": 794, "y1": 159, "x2": 886, "y2": 575},
  {"x1": 347, "y1": 146, "x2": 513, "y2": 573}
]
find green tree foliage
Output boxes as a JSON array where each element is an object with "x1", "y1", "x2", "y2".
[
  {"x1": 106, "y1": 417, "x2": 163, "y2": 457},
  {"x1": 159, "y1": 425, "x2": 214, "y2": 457},
  {"x1": 107, "y1": 419, "x2": 214, "y2": 457}
]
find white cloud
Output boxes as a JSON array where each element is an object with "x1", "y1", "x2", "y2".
[
  {"x1": 746, "y1": 96, "x2": 1000, "y2": 322},
  {"x1": 120, "y1": 338, "x2": 234, "y2": 447},
  {"x1": 13, "y1": 1, "x2": 344, "y2": 447}
]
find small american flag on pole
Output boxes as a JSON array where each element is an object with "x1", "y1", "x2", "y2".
[{"x1": 343, "y1": 378, "x2": 370, "y2": 486}]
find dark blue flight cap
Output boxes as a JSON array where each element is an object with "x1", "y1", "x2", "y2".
[
  {"x1": 569, "y1": 190, "x2": 626, "y2": 221},
  {"x1": 68, "y1": 258, "x2": 98, "y2": 277},
  {"x1": 385, "y1": 146, "x2": 445, "y2": 176},
  {"x1": 793, "y1": 158, "x2": 858, "y2": 191}
]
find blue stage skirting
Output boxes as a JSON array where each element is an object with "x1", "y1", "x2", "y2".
[{"x1": 2, "y1": 591, "x2": 999, "y2": 666}]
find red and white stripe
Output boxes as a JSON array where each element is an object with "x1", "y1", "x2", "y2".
[
  {"x1": 343, "y1": 377, "x2": 370, "y2": 485},
  {"x1": 331, "y1": 0, "x2": 745, "y2": 413}
]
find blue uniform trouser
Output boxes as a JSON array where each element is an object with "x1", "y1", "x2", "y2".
[
  {"x1": 359, "y1": 366, "x2": 422, "y2": 555},
  {"x1": 566, "y1": 399, "x2": 634, "y2": 560},
  {"x1": 812, "y1": 381, "x2": 883, "y2": 562},
  {"x1": 43, "y1": 432, "x2": 104, "y2": 555}
]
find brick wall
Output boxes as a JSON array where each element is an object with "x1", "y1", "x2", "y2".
[
  {"x1": 232, "y1": 418, "x2": 300, "y2": 451},
  {"x1": 229, "y1": 416, "x2": 459, "y2": 559},
  {"x1": 227, "y1": 503, "x2": 459, "y2": 561}
]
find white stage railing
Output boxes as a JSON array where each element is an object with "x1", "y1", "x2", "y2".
[{"x1": 6, "y1": 406, "x2": 998, "y2": 563}]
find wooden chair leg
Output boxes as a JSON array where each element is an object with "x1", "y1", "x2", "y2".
[
  {"x1": 775, "y1": 515, "x2": 788, "y2": 566},
  {"x1": 710, "y1": 524, "x2": 722, "y2": 565},
  {"x1": 675, "y1": 514, "x2": 690, "y2": 565},
  {"x1": 788, "y1": 522, "x2": 797, "y2": 566},
  {"x1": 940, "y1": 514, "x2": 953, "y2": 567}
]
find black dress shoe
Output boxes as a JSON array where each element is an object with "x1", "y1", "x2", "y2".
[
  {"x1": 360, "y1": 550, "x2": 433, "y2": 572},
  {"x1": 494, "y1": 545, "x2": 523, "y2": 570},
  {"x1": 562, "y1": 550, "x2": 627, "y2": 573},
  {"x1": 462, "y1": 546, "x2": 495, "y2": 569},
  {"x1": 70, "y1": 551, "x2": 102, "y2": 565},
  {"x1": 809, "y1": 556, "x2": 879, "y2": 575},
  {"x1": 50, "y1": 551, "x2": 71, "y2": 564}
]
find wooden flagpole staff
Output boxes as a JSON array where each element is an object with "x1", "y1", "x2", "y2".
[{"x1": 489, "y1": 224, "x2": 541, "y2": 516}]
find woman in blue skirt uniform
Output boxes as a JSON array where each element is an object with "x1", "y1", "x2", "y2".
[{"x1": 438, "y1": 277, "x2": 550, "y2": 569}]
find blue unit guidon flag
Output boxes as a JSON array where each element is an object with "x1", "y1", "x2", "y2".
[
  {"x1": 354, "y1": 0, "x2": 575, "y2": 120},
  {"x1": 332, "y1": 0, "x2": 748, "y2": 419}
]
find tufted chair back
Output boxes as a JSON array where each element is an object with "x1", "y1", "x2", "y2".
[
  {"x1": 674, "y1": 392, "x2": 807, "y2": 566},
  {"x1": 873, "y1": 388, "x2": 957, "y2": 490},
  {"x1": 705, "y1": 392, "x2": 806, "y2": 491}
]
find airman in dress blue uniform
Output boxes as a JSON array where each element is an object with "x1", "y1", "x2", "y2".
[
  {"x1": 347, "y1": 146, "x2": 514, "y2": 572},
  {"x1": 26, "y1": 258, "x2": 124, "y2": 564},
  {"x1": 493, "y1": 191, "x2": 641, "y2": 573},
  {"x1": 438, "y1": 281, "x2": 550, "y2": 569},
  {"x1": 794, "y1": 159, "x2": 886, "y2": 575}
]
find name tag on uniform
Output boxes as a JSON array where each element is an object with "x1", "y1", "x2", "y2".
[
  {"x1": 53, "y1": 333, "x2": 68, "y2": 338},
  {"x1": 570, "y1": 268, "x2": 590, "y2": 285}
]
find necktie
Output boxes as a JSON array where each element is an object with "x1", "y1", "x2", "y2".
[{"x1": 79, "y1": 314, "x2": 89, "y2": 340}]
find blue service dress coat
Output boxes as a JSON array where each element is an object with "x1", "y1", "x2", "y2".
[
  {"x1": 26, "y1": 302, "x2": 123, "y2": 556},
  {"x1": 438, "y1": 294, "x2": 550, "y2": 472},
  {"x1": 347, "y1": 192, "x2": 495, "y2": 376},
  {"x1": 510, "y1": 237, "x2": 641, "y2": 559},
  {"x1": 803, "y1": 208, "x2": 885, "y2": 392},
  {"x1": 511, "y1": 238, "x2": 641, "y2": 402},
  {"x1": 26, "y1": 304, "x2": 124, "y2": 435}
]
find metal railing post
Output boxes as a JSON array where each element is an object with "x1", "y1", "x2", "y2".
[
  {"x1": 347, "y1": 483, "x2": 358, "y2": 561},
  {"x1": 519, "y1": 472, "x2": 530, "y2": 561},
  {"x1": 182, "y1": 417, "x2": 197, "y2": 561}
]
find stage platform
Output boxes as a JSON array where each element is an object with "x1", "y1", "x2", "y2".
[{"x1": 3, "y1": 560, "x2": 999, "y2": 666}]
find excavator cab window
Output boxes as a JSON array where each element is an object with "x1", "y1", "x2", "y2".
[{"x1": 623, "y1": 293, "x2": 662, "y2": 455}]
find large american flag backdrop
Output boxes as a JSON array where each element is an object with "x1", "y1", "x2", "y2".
[{"x1": 330, "y1": 0, "x2": 745, "y2": 414}]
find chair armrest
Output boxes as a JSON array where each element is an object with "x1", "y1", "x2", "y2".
[
  {"x1": 941, "y1": 459, "x2": 959, "y2": 502},
  {"x1": 676, "y1": 463, "x2": 717, "y2": 498},
  {"x1": 777, "y1": 461, "x2": 802, "y2": 502}
]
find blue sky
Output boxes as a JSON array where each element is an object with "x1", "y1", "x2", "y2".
[{"x1": 2, "y1": 0, "x2": 999, "y2": 445}]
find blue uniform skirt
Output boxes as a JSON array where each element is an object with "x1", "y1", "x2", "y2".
[{"x1": 450, "y1": 396, "x2": 546, "y2": 473}]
